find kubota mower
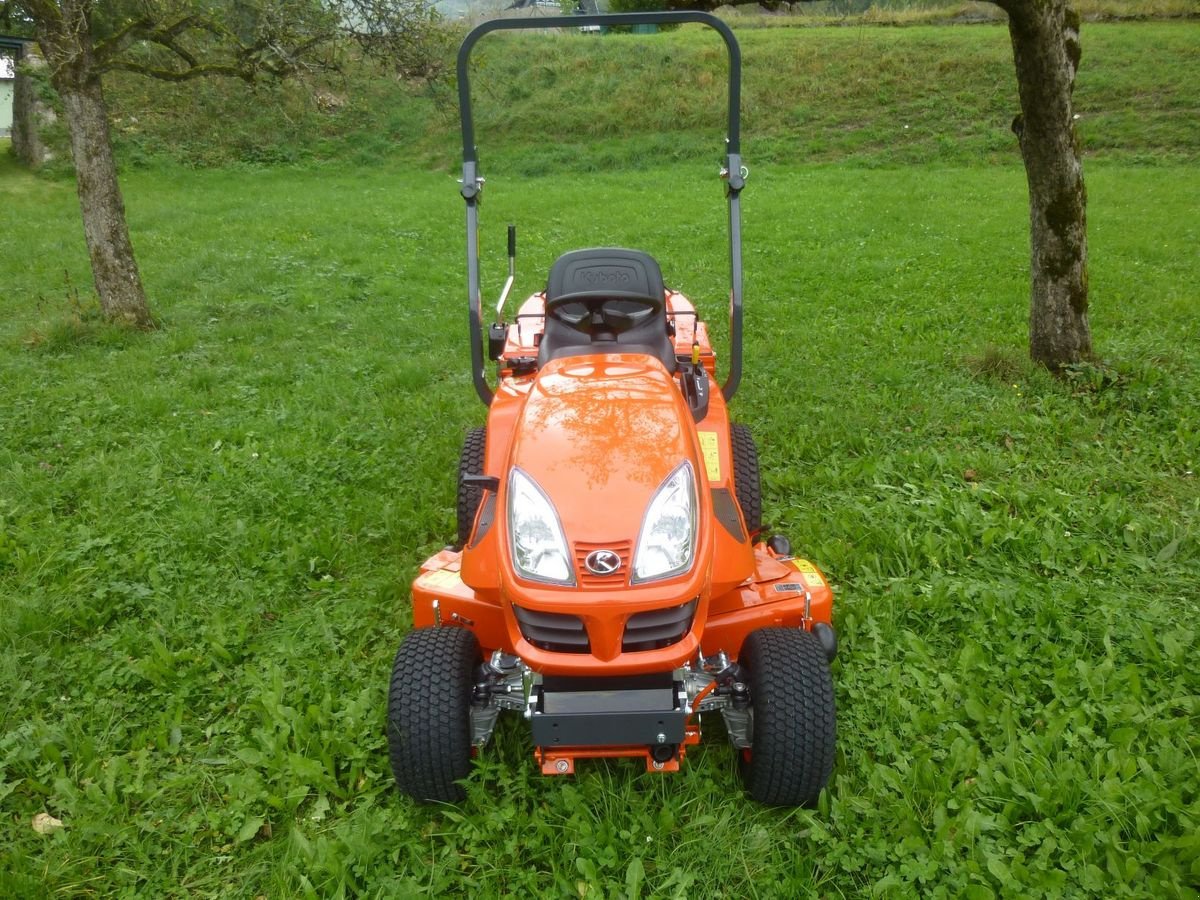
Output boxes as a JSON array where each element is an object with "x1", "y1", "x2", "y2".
[{"x1": 387, "y1": 12, "x2": 837, "y2": 807}]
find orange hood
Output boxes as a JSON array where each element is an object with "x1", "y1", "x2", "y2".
[{"x1": 506, "y1": 354, "x2": 698, "y2": 546}]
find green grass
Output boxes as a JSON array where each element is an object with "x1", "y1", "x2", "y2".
[
  {"x1": 2, "y1": 155, "x2": 1197, "y2": 895},
  {"x1": 87, "y1": 20, "x2": 1200, "y2": 173}
]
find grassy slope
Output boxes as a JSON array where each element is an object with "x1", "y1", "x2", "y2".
[
  {"x1": 99, "y1": 21, "x2": 1200, "y2": 171},
  {"x1": 2, "y1": 154, "x2": 1198, "y2": 895}
]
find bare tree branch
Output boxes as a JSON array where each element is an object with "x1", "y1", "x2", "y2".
[
  {"x1": 105, "y1": 59, "x2": 255, "y2": 82},
  {"x1": 91, "y1": 15, "x2": 152, "y2": 64}
]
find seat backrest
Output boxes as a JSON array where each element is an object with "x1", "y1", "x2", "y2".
[
  {"x1": 546, "y1": 248, "x2": 665, "y2": 305},
  {"x1": 538, "y1": 249, "x2": 675, "y2": 371}
]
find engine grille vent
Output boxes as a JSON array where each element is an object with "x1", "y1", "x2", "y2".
[
  {"x1": 622, "y1": 599, "x2": 697, "y2": 652},
  {"x1": 513, "y1": 606, "x2": 589, "y2": 653}
]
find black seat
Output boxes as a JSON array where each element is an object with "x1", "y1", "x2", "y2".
[{"x1": 537, "y1": 248, "x2": 676, "y2": 371}]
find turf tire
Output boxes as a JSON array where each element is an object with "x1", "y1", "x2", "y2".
[
  {"x1": 456, "y1": 427, "x2": 487, "y2": 547},
  {"x1": 387, "y1": 627, "x2": 480, "y2": 803},
  {"x1": 738, "y1": 627, "x2": 836, "y2": 807},
  {"x1": 730, "y1": 422, "x2": 762, "y2": 536}
]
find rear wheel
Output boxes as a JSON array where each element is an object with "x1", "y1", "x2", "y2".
[
  {"x1": 730, "y1": 422, "x2": 762, "y2": 536},
  {"x1": 738, "y1": 628, "x2": 836, "y2": 807},
  {"x1": 456, "y1": 427, "x2": 487, "y2": 547},
  {"x1": 387, "y1": 627, "x2": 480, "y2": 803}
]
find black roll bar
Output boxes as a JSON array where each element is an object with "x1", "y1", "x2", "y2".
[{"x1": 457, "y1": 12, "x2": 745, "y2": 405}]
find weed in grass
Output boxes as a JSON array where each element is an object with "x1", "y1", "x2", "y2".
[
  {"x1": 964, "y1": 344, "x2": 1030, "y2": 385},
  {"x1": 20, "y1": 274, "x2": 121, "y2": 352}
]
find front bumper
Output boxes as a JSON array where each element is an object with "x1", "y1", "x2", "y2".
[{"x1": 529, "y1": 672, "x2": 687, "y2": 748}]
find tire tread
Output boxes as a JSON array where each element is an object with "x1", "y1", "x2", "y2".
[
  {"x1": 387, "y1": 627, "x2": 479, "y2": 803},
  {"x1": 740, "y1": 627, "x2": 836, "y2": 807},
  {"x1": 456, "y1": 427, "x2": 487, "y2": 547},
  {"x1": 730, "y1": 422, "x2": 762, "y2": 536}
]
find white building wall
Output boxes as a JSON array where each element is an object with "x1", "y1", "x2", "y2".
[
  {"x1": 1, "y1": 80, "x2": 14, "y2": 136},
  {"x1": 1, "y1": 55, "x2": 13, "y2": 137}
]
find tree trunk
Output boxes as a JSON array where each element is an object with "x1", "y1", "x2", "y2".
[
  {"x1": 36, "y1": 5, "x2": 154, "y2": 329},
  {"x1": 1001, "y1": 0, "x2": 1092, "y2": 369}
]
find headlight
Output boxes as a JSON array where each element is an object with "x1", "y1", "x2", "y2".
[
  {"x1": 508, "y1": 468, "x2": 575, "y2": 586},
  {"x1": 633, "y1": 462, "x2": 698, "y2": 583}
]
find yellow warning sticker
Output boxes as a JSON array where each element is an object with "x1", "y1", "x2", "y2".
[
  {"x1": 791, "y1": 559, "x2": 826, "y2": 588},
  {"x1": 698, "y1": 431, "x2": 721, "y2": 482},
  {"x1": 422, "y1": 568, "x2": 462, "y2": 590}
]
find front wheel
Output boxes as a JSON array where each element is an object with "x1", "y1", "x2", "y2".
[
  {"x1": 387, "y1": 627, "x2": 480, "y2": 803},
  {"x1": 738, "y1": 627, "x2": 836, "y2": 807}
]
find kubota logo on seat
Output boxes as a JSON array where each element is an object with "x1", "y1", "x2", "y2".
[
  {"x1": 575, "y1": 267, "x2": 633, "y2": 287},
  {"x1": 584, "y1": 550, "x2": 622, "y2": 576}
]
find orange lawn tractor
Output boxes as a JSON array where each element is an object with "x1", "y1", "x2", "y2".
[{"x1": 387, "y1": 12, "x2": 838, "y2": 807}]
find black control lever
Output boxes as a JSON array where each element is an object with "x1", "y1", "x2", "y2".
[{"x1": 681, "y1": 341, "x2": 710, "y2": 422}]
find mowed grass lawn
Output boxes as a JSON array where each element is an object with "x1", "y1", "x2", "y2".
[{"x1": 1, "y1": 156, "x2": 1198, "y2": 896}]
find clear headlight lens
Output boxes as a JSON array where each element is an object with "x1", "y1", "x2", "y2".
[
  {"x1": 633, "y1": 462, "x2": 698, "y2": 583},
  {"x1": 508, "y1": 468, "x2": 575, "y2": 586}
]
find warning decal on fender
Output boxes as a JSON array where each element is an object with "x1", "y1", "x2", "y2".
[
  {"x1": 422, "y1": 568, "x2": 462, "y2": 590},
  {"x1": 791, "y1": 559, "x2": 826, "y2": 588},
  {"x1": 697, "y1": 431, "x2": 721, "y2": 482}
]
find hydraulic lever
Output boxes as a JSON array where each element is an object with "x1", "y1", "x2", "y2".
[
  {"x1": 495, "y1": 224, "x2": 516, "y2": 317},
  {"x1": 489, "y1": 225, "x2": 517, "y2": 361}
]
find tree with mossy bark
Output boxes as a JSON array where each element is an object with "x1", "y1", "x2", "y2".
[
  {"x1": 992, "y1": 0, "x2": 1092, "y2": 370},
  {"x1": 644, "y1": 0, "x2": 1094, "y2": 371},
  {"x1": 5, "y1": 0, "x2": 444, "y2": 330}
]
